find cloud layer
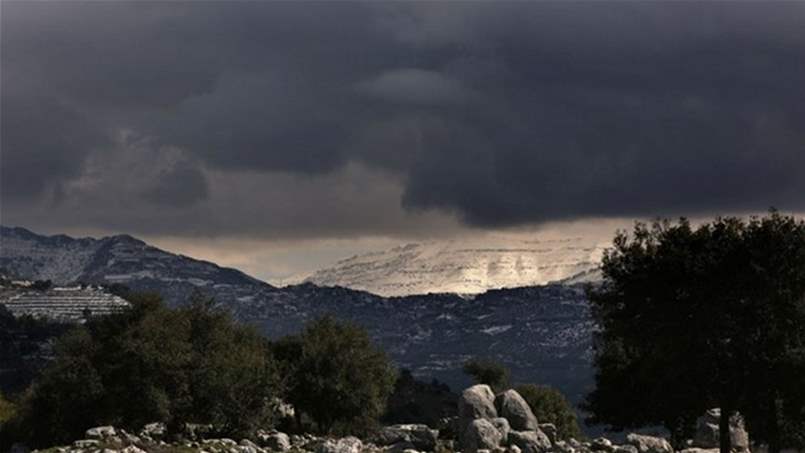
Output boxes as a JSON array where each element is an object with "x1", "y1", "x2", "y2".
[{"x1": 3, "y1": 2, "x2": 804, "y2": 239}]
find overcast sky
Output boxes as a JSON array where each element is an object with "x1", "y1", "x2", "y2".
[{"x1": 2, "y1": 2, "x2": 804, "y2": 280}]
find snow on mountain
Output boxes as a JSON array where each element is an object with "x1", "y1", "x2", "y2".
[{"x1": 300, "y1": 237, "x2": 607, "y2": 296}]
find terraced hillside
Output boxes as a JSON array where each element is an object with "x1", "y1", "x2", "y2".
[{"x1": 0, "y1": 285, "x2": 130, "y2": 323}]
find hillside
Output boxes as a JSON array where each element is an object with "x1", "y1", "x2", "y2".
[
  {"x1": 296, "y1": 238, "x2": 606, "y2": 297},
  {"x1": 0, "y1": 226, "x2": 595, "y2": 401}
]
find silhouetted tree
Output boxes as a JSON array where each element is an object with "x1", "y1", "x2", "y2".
[{"x1": 585, "y1": 213, "x2": 805, "y2": 453}]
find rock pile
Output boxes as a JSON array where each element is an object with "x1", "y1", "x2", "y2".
[
  {"x1": 456, "y1": 384, "x2": 679, "y2": 453},
  {"x1": 25, "y1": 386, "x2": 751, "y2": 453}
]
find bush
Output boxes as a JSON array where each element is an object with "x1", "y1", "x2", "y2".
[
  {"x1": 382, "y1": 369, "x2": 457, "y2": 427},
  {"x1": 0, "y1": 393, "x2": 15, "y2": 426},
  {"x1": 463, "y1": 357, "x2": 510, "y2": 392},
  {"x1": 516, "y1": 384, "x2": 583, "y2": 440},
  {"x1": 275, "y1": 316, "x2": 396, "y2": 434},
  {"x1": 9, "y1": 293, "x2": 279, "y2": 447}
]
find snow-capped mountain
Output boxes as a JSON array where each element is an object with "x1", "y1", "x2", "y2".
[
  {"x1": 299, "y1": 238, "x2": 606, "y2": 296},
  {"x1": 0, "y1": 225, "x2": 597, "y2": 404}
]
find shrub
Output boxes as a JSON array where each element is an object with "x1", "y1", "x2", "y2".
[
  {"x1": 463, "y1": 357, "x2": 510, "y2": 392},
  {"x1": 0, "y1": 393, "x2": 15, "y2": 426},
  {"x1": 276, "y1": 316, "x2": 396, "y2": 434},
  {"x1": 382, "y1": 369, "x2": 457, "y2": 427},
  {"x1": 516, "y1": 384, "x2": 583, "y2": 440}
]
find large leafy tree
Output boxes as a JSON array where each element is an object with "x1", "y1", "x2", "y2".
[
  {"x1": 585, "y1": 213, "x2": 805, "y2": 453},
  {"x1": 277, "y1": 316, "x2": 396, "y2": 434},
  {"x1": 10, "y1": 293, "x2": 279, "y2": 447}
]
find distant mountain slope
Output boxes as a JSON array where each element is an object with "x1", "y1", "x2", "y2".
[
  {"x1": 299, "y1": 238, "x2": 606, "y2": 296},
  {"x1": 0, "y1": 226, "x2": 264, "y2": 305},
  {"x1": 0, "y1": 226, "x2": 596, "y2": 408}
]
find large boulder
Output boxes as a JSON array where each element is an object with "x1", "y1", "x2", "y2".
[
  {"x1": 495, "y1": 390, "x2": 539, "y2": 431},
  {"x1": 460, "y1": 385, "x2": 498, "y2": 423},
  {"x1": 507, "y1": 430, "x2": 552, "y2": 453},
  {"x1": 375, "y1": 424, "x2": 439, "y2": 451},
  {"x1": 625, "y1": 434, "x2": 673, "y2": 453},
  {"x1": 693, "y1": 409, "x2": 749, "y2": 451},
  {"x1": 463, "y1": 418, "x2": 504, "y2": 453}
]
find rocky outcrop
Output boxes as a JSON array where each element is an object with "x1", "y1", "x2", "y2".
[
  {"x1": 495, "y1": 390, "x2": 539, "y2": 431},
  {"x1": 457, "y1": 386, "x2": 551, "y2": 453}
]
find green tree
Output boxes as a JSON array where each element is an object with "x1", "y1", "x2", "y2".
[
  {"x1": 10, "y1": 293, "x2": 279, "y2": 446},
  {"x1": 515, "y1": 384, "x2": 583, "y2": 440},
  {"x1": 0, "y1": 392, "x2": 16, "y2": 426},
  {"x1": 278, "y1": 316, "x2": 395, "y2": 434},
  {"x1": 462, "y1": 357, "x2": 510, "y2": 392},
  {"x1": 585, "y1": 213, "x2": 805, "y2": 453}
]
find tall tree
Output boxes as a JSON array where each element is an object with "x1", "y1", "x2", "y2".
[{"x1": 585, "y1": 213, "x2": 805, "y2": 453}]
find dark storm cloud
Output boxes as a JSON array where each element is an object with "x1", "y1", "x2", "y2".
[{"x1": 2, "y1": 1, "x2": 804, "y2": 237}]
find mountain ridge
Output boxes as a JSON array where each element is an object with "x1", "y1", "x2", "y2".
[
  {"x1": 0, "y1": 225, "x2": 596, "y2": 405},
  {"x1": 295, "y1": 237, "x2": 605, "y2": 296}
]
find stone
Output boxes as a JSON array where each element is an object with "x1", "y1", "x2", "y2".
[
  {"x1": 463, "y1": 418, "x2": 504, "y2": 453},
  {"x1": 591, "y1": 438, "x2": 614, "y2": 452},
  {"x1": 375, "y1": 424, "x2": 439, "y2": 451},
  {"x1": 140, "y1": 422, "x2": 166, "y2": 439},
  {"x1": 317, "y1": 437, "x2": 363, "y2": 453},
  {"x1": 460, "y1": 385, "x2": 498, "y2": 423},
  {"x1": 508, "y1": 445, "x2": 523, "y2": 453},
  {"x1": 625, "y1": 434, "x2": 673, "y2": 453},
  {"x1": 507, "y1": 430, "x2": 551, "y2": 453},
  {"x1": 693, "y1": 409, "x2": 749, "y2": 451},
  {"x1": 553, "y1": 440, "x2": 576, "y2": 453},
  {"x1": 121, "y1": 447, "x2": 147, "y2": 453},
  {"x1": 263, "y1": 432, "x2": 291, "y2": 451},
  {"x1": 613, "y1": 446, "x2": 639, "y2": 453},
  {"x1": 387, "y1": 441, "x2": 417, "y2": 453},
  {"x1": 495, "y1": 390, "x2": 539, "y2": 431},
  {"x1": 538, "y1": 424, "x2": 557, "y2": 444},
  {"x1": 85, "y1": 426, "x2": 116, "y2": 439},
  {"x1": 491, "y1": 418, "x2": 511, "y2": 445},
  {"x1": 73, "y1": 439, "x2": 101, "y2": 448},
  {"x1": 679, "y1": 449, "x2": 719, "y2": 453}
]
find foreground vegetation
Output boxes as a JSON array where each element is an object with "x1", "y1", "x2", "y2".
[{"x1": 586, "y1": 211, "x2": 805, "y2": 453}]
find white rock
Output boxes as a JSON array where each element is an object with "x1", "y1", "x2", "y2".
[
  {"x1": 625, "y1": 434, "x2": 672, "y2": 453},
  {"x1": 507, "y1": 430, "x2": 552, "y2": 453},
  {"x1": 495, "y1": 390, "x2": 539, "y2": 431}
]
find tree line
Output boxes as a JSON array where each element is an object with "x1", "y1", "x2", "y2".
[{"x1": 0, "y1": 292, "x2": 578, "y2": 449}]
